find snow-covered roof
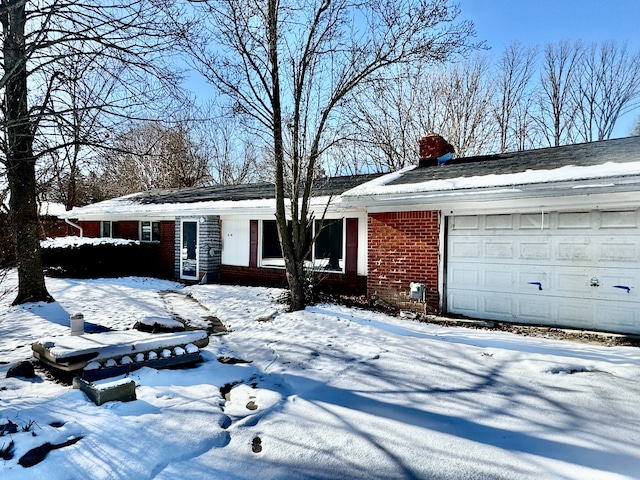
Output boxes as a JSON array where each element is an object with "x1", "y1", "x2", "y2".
[
  {"x1": 39, "y1": 201, "x2": 67, "y2": 217},
  {"x1": 61, "y1": 174, "x2": 381, "y2": 220},
  {"x1": 61, "y1": 137, "x2": 640, "y2": 220},
  {"x1": 342, "y1": 136, "x2": 640, "y2": 207}
]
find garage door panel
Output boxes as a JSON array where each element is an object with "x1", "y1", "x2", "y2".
[
  {"x1": 447, "y1": 211, "x2": 640, "y2": 334},
  {"x1": 558, "y1": 212, "x2": 592, "y2": 228},
  {"x1": 447, "y1": 292, "x2": 479, "y2": 313},
  {"x1": 519, "y1": 241, "x2": 551, "y2": 260},
  {"x1": 484, "y1": 242, "x2": 513, "y2": 258},
  {"x1": 450, "y1": 240, "x2": 481, "y2": 258},
  {"x1": 599, "y1": 242, "x2": 637, "y2": 262},
  {"x1": 557, "y1": 304, "x2": 594, "y2": 327},
  {"x1": 449, "y1": 266, "x2": 479, "y2": 286},
  {"x1": 516, "y1": 298, "x2": 551, "y2": 321},
  {"x1": 484, "y1": 269, "x2": 516, "y2": 289},
  {"x1": 519, "y1": 213, "x2": 549, "y2": 229},
  {"x1": 594, "y1": 306, "x2": 639, "y2": 331},
  {"x1": 558, "y1": 238, "x2": 592, "y2": 260},
  {"x1": 485, "y1": 214, "x2": 513, "y2": 229},
  {"x1": 484, "y1": 296, "x2": 514, "y2": 316},
  {"x1": 600, "y1": 210, "x2": 638, "y2": 228}
]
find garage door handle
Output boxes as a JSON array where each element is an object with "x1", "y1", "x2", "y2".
[
  {"x1": 528, "y1": 282, "x2": 542, "y2": 291},
  {"x1": 613, "y1": 285, "x2": 631, "y2": 293}
]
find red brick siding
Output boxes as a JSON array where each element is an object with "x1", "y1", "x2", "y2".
[
  {"x1": 367, "y1": 211, "x2": 440, "y2": 313},
  {"x1": 220, "y1": 265, "x2": 287, "y2": 288},
  {"x1": 220, "y1": 265, "x2": 367, "y2": 295},
  {"x1": 157, "y1": 221, "x2": 176, "y2": 277},
  {"x1": 39, "y1": 218, "x2": 70, "y2": 238},
  {"x1": 138, "y1": 221, "x2": 176, "y2": 279},
  {"x1": 114, "y1": 221, "x2": 139, "y2": 240},
  {"x1": 78, "y1": 221, "x2": 100, "y2": 237}
]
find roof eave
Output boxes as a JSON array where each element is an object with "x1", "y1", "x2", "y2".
[{"x1": 342, "y1": 176, "x2": 640, "y2": 210}]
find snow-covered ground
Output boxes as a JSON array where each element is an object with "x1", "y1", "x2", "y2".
[{"x1": 2, "y1": 272, "x2": 640, "y2": 479}]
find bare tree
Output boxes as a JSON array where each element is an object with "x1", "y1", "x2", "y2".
[
  {"x1": 184, "y1": 0, "x2": 477, "y2": 310},
  {"x1": 435, "y1": 55, "x2": 496, "y2": 156},
  {"x1": 99, "y1": 121, "x2": 211, "y2": 197},
  {"x1": 572, "y1": 41, "x2": 640, "y2": 142},
  {"x1": 631, "y1": 116, "x2": 640, "y2": 137},
  {"x1": 36, "y1": 54, "x2": 124, "y2": 210},
  {"x1": 1, "y1": 0, "x2": 180, "y2": 304},
  {"x1": 493, "y1": 42, "x2": 538, "y2": 152},
  {"x1": 342, "y1": 66, "x2": 427, "y2": 173},
  {"x1": 200, "y1": 115, "x2": 269, "y2": 185},
  {"x1": 536, "y1": 40, "x2": 583, "y2": 147},
  {"x1": 340, "y1": 55, "x2": 495, "y2": 173}
]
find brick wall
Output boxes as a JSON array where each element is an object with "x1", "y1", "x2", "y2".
[
  {"x1": 367, "y1": 211, "x2": 440, "y2": 313},
  {"x1": 158, "y1": 221, "x2": 175, "y2": 277},
  {"x1": 139, "y1": 221, "x2": 175, "y2": 279},
  {"x1": 220, "y1": 265, "x2": 287, "y2": 288},
  {"x1": 114, "y1": 221, "x2": 138, "y2": 240},
  {"x1": 78, "y1": 221, "x2": 100, "y2": 237},
  {"x1": 220, "y1": 265, "x2": 367, "y2": 295}
]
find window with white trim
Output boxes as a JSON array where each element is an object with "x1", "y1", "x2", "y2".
[
  {"x1": 140, "y1": 221, "x2": 160, "y2": 242},
  {"x1": 260, "y1": 219, "x2": 343, "y2": 271}
]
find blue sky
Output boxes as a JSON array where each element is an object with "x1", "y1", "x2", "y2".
[
  {"x1": 460, "y1": 0, "x2": 640, "y2": 50},
  {"x1": 187, "y1": 1, "x2": 640, "y2": 138},
  {"x1": 459, "y1": 0, "x2": 640, "y2": 137}
]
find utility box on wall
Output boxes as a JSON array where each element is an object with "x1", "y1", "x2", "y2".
[{"x1": 409, "y1": 282, "x2": 425, "y2": 302}]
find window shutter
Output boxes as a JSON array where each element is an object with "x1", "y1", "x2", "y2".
[
  {"x1": 249, "y1": 220, "x2": 258, "y2": 267},
  {"x1": 345, "y1": 218, "x2": 358, "y2": 275}
]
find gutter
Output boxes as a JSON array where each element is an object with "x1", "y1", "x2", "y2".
[
  {"x1": 64, "y1": 218, "x2": 83, "y2": 237},
  {"x1": 341, "y1": 175, "x2": 640, "y2": 209}
]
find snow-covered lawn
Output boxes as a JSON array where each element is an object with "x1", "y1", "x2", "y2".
[{"x1": 2, "y1": 272, "x2": 640, "y2": 479}]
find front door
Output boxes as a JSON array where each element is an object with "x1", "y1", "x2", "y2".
[{"x1": 180, "y1": 220, "x2": 198, "y2": 280}]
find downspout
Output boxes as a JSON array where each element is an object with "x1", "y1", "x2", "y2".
[{"x1": 64, "y1": 218, "x2": 83, "y2": 237}]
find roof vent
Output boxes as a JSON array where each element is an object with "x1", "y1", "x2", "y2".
[{"x1": 418, "y1": 133, "x2": 455, "y2": 167}]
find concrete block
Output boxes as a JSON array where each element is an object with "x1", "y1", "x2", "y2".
[{"x1": 73, "y1": 377, "x2": 136, "y2": 406}]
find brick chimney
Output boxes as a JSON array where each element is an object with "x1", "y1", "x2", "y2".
[{"x1": 418, "y1": 133, "x2": 455, "y2": 167}]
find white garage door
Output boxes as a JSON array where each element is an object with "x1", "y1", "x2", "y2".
[{"x1": 446, "y1": 210, "x2": 640, "y2": 334}]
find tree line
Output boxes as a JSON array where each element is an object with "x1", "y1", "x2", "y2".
[
  {"x1": 38, "y1": 38, "x2": 640, "y2": 210},
  {"x1": 335, "y1": 39, "x2": 640, "y2": 174}
]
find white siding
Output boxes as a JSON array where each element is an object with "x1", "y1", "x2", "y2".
[{"x1": 221, "y1": 219, "x2": 250, "y2": 266}]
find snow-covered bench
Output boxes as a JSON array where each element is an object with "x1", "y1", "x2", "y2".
[{"x1": 32, "y1": 330, "x2": 209, "y2": 381}]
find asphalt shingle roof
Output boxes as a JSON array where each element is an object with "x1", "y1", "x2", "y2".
[
  {"x1": 390, "y1": 136, "x2": 640, "y2": 186},
  {"x1": 132, "y1": 173, "x2": 383, "y2": 205}
]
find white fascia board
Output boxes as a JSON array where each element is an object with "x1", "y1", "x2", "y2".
[
  {"x1": 352, "y1": 177, "x2": 640, "y2": 215},
  {"x1": 60, "y1": 195, "x2": 366, "y2": 222},
  {"x1": 366, "y1": 191, "x2": 640, "y2": 216}
]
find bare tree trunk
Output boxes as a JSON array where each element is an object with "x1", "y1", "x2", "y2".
[
  {"x1": 3, "y1": 0, "x2": 52, "y2": 304},
  {"x1": 266, "y1": 0, "x2": 306, "y2": 311}
]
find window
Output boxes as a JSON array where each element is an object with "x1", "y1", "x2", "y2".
[
  {"x1": 260, "y1": 218, "x2": 343, "y2": 271},
  {"x1": 314, "y1": 219, "x2": 343, "y2": 270},
  {"x1": 261, "y1": 220, "x2": 282, "y2": 261},
  {"x1": 101, "y1": 221, "x2": 112, "y2": 238},
  {"x1": 140, "y1": 221, "x2": 160, "y2": 242}
]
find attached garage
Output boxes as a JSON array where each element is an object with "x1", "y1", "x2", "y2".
[
  {"x1": 446, "y1": 210, "x2": 640, "y2": 334},
  {"x1": 343, "y1": 135, "x2": 640, "y2": 334}
]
